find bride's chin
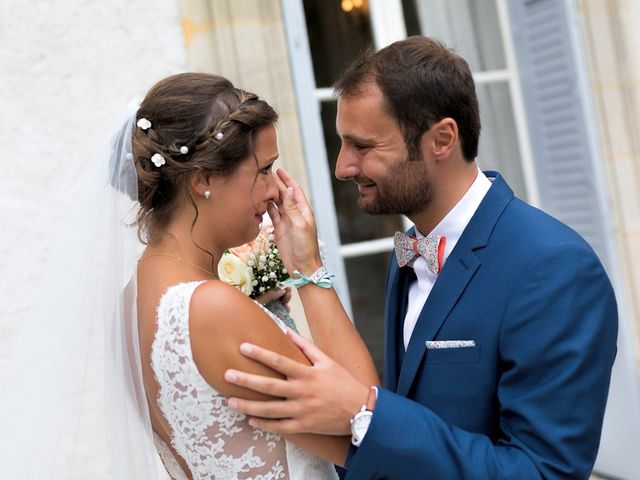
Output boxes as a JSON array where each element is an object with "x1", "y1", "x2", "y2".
[{"x1": 229, "y1": 229, "x2": 260, "y2": 249}]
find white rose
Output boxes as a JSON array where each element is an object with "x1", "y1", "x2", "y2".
[{"x1": 217, "y1": 253, "x2": 254, "y2": 296}]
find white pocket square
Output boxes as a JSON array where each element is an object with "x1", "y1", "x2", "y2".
[{"x1": 425, "y1": 340, "x2": 476, "y2": 349}]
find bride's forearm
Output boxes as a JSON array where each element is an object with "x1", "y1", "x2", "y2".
[
  {"x1": 285, "y1": 433, "x2": 350, "y2": 467},
  {"x1": 297, "y1": 283, "x2": 379, "y2": 386}
]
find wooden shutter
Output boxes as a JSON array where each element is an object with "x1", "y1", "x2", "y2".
[{"x1": 508, "y1": 0, "x2": 609, "y2": 269}]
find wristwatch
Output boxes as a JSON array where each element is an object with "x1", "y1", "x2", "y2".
[{"x1": 350, "y1": 386, "x2": 378, "y2": 447}]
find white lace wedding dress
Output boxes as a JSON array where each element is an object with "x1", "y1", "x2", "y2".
[{"x1": 151, "y1": 281, "x2": 339, "y2": 480}]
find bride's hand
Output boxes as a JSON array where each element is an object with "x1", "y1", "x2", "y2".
[
  {"x1": 255, "y1": 287, "x2": 292, "y2": 311},
  {"x1": 267, "y1": 168, "x2": 322, "y2": 276}
]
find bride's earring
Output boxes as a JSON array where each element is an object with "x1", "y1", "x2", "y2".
[{"x1": 204, "y1": 190, "x2": 211, "y2": 200}]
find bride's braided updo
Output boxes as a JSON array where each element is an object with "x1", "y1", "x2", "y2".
[{"x1": 132, "y1": 72, "x2": 277, "y2": 242}]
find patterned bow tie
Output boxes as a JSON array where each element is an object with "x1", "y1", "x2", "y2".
[{"x1": 393, "y1": 231, "x2": 447, "y2": 274}]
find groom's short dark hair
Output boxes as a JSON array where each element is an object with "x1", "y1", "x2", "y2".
[{"x1": 334, "y1": 35, "x2": 481, "y2": 162}]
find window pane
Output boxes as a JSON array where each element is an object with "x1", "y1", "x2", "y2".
[
  {"x1": 345, "y1": 252, "x2": 391, "y2": 377},
  {"x1": 476, "y1": 81, "x2": 527, "y2": 198},
  {"x1": 403, "y1": 0, "x2": 506, "y2": 72},
  {"x1": 321, "y1": 100, "x2": 405, "y2": 244},
  {"x1": 303, "y1": 0, "x2": 374, "y2": 88}
]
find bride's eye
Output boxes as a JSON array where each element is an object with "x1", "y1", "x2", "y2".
[{"x1": 260, "y1": 163, "x2": 274, "y2": 175}]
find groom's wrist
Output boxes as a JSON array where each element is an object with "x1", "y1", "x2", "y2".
[{"x1": 350, "y1": 385, "x2": 378, "y2": 447}]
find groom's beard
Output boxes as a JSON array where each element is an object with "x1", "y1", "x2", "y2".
[{"x1": 356, "y1": 157, "x2": 434, "y2": 216}]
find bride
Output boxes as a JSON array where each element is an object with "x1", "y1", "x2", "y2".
[
  {"x1": 133, "y1": 72, "x2": 382, "y2": 479},
  {"x1": 0, "y1": 72, "x2": 378, "y2": 479}
]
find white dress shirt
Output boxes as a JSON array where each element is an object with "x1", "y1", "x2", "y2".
[{"x1": 403, "y1": 170, "x2": 492, "y2": 349}]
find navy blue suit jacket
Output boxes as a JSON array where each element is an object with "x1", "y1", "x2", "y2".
[{"x1": 345, "y1": 173, "x2": 617, "y2": 479}]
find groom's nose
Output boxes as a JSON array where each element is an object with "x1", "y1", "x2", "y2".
[{"x1": 335, "y1": 144, "x2": 360, "y2": 181}]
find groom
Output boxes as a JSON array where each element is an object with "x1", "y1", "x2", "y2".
[{"x1": 225, "y1": 36, "x2": 618, "y2": 478}]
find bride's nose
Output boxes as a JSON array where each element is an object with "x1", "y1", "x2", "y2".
[{"x1": 265, "y1": 172, "x2": 279, "y2": 203}]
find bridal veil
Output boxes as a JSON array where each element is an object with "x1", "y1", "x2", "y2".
[{"x1": 0, "y1": 115, "x2": 161, "y2": 478}]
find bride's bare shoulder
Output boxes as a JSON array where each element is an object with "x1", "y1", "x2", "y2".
[
  {"x1": 190, "y1": 279, "x2": 250, "y2": 310},
  {"x1": 189, "y1": 279, "x2": 276, "y2": 340},
  {"x1": 189, "y1": 280, "x2": 309, "y2": 399}
]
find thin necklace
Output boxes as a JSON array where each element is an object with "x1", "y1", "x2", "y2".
[{"x1": 139, "y1": 252, "x2": 216, "y2": 277}]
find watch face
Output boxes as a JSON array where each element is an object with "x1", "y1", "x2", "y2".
[{"x1": 352, "y1": 411, "x2": 373, "y2": 439}]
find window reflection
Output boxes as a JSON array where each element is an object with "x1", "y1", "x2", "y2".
[
  {"x1": 476, "y1": 82, "x2": 526, "y2": 197},
  {"x1": 345, "y1": 252, "x2": 392, "y2": 376},
  {"x1": 303, "y1": 0, "x2": 373, "y2": 88},
  {"x1": 403, "y1": 0, "x2": 506, "y2": 72}
]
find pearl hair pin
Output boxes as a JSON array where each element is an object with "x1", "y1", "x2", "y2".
[
  {"x1": 137, "y1": 118, "x2": 152, "y2": 130},
  {"x1": 151, "y1": 153, "x2": 165, "y2": 167},
  {"x1": 214, "y1": 132, "x2": 224, "y2": 141}
]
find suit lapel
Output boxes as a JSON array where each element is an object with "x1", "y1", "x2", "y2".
[
  {"x1": 383, "y1": 261, "x2": 402, "y2": 391},
  {"x1": 383, "y1": 231, "x2": 415, "y2": 392},
  {"x1": 395, "y1": 172, "x2": 514, "y2": 397}
]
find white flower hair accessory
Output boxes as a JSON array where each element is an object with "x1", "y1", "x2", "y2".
[
  {"x1": 137, "y1": 118, "x2": 152, "y2": 130},
  {"x1": 151, "y1": 153, "x2": 165, "y2": 168}
]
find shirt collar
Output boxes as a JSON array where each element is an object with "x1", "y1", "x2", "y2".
[{"x1": 415, "y1": 169, "x2": 492, "y2": 262}]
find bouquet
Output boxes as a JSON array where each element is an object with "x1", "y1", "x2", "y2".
[{"x1": 218, "y1": 225, "x2": 297, "y2": 331}]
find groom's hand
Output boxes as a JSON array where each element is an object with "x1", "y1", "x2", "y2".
[{"x1": 225, "y1": 328, "x2": 370, "y2": 436}]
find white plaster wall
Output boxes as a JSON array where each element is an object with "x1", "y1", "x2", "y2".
[
  {"x1": 0, "y1": 0, "x2": 186, "y2": 476},
  {"x1": 0, "y1": 0, "x2": 186, "y2": 361}
]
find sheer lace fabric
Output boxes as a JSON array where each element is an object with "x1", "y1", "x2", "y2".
[{"x1": 151, "y1": 281, "x2": 338, "y2": 480}]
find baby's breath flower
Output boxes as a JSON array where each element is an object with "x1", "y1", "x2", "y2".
[{"x1": 223, "y1": 226, "x2": 293, "y2": 299}]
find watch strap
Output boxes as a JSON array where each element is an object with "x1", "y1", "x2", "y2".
[
  {"x1": 366, "y1": 385, "x2": 378, "y2": 411},
  {"x1": 350, "y1": 386, "x2": 378, "y2": 447}
]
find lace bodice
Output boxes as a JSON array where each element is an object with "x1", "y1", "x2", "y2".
[{"x1": 151, "y1": 281, "x2": 338, "y2": 480}]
